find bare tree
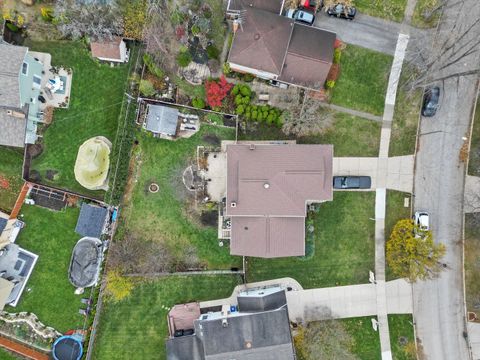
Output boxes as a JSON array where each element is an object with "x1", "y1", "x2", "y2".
[
  {"x1": 282, "y1": 96, "x2": 335, "y2": 136},
  {"x1": 406, "y1": 0, "x2": 480, "y2": 90},
  {"x1": 54, "y1": 0, "x2": 123, "y2": 39}
]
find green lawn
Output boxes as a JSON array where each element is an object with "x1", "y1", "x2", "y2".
[
  {"x1": 355, "y1": 0, "x2": 407, "y2": 22},
  {"x1": 13, "y1": 205, "x2": 86, "y2": 332},
  {"x1": 465, "y1": 214, "x2": 480, "y2": 319},
  {"x1": 92, "y1": 275, "x2": 243, "y2": 360},
  {"x1": 389, "y1": 314, "x2": 416, "y2": 360},
  {"x1": 412, "y1": 0, "x2": 442, "y2": 28},
  {"x1": 0, "y1": 348, "x2": 19, "y2": 360},
  {"x1": 0, "y1": 146, "x2": 24, "y2": 213},
  {"x1": 248, "y1": 192, "x2": 376, "y2": 289},
  {"x1": 119, "y1": 126, "x2": 241, "y2": 270},
  {"x1": 239, "y1": 112, "x2": 381, "y2": 157},
  {"x1": 331, "y1": 45, "x2": 393, "y2": 116},
  {"x1": 295, "y1": 317, "x2": 381, "y2": 359},
  {"x1": 25, "y1": 40, "x2": 133, "y2": 198},
  {"x1": 389, "y1": 67, "x2": 422, "y2": 156},
  {"x1": 468, "y1": 99, "x2": 480, "y2": 176}
]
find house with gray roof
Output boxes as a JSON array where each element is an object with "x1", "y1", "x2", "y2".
[
  {"x1": 0, "y1": 43, "x2": 48, "y2": 147},
  {"x1": 166, "y1": 285, "x2": 295, "y2": 360}
]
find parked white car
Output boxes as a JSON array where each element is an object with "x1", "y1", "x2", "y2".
[{"x1": 413, "y1": 211, "x2": 429, "y2": 236}]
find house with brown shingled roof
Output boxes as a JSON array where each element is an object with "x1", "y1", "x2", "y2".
[
  {"x1": 224, "y1": 142, "x2": 333, "y2": 258},
  {"x1": 227, "y1": 3, "x2": 336, "y2": 91},
  {"x1": 90, "y1": 37, "x2": 129, "y2": 63}
]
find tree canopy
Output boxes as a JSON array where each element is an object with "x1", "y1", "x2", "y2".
[{"x1": 386, "y1": 219, "x2": 446, "y2": 282}]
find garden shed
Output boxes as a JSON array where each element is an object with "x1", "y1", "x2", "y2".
[
  {"x1": 145, "y1": 104, "x2": 179, "y2": 137},
  {"x1": 75, "y1": 203, "x2": 108, "y2": 239}
]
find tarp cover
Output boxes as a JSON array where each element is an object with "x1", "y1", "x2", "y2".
[{"x1": 68, "y1": 237, "x2": 103, "y2": 288}]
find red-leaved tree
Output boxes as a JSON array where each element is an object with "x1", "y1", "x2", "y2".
[{"x1": 205, "y1": 75, "x2": 233, "y2": 109}]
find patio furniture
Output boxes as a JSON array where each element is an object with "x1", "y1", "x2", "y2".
[
  {"x1": 81, "y1": 298, "x2": 92, "y2": 305},
  {"x1": 46, "y1": 76, "x2": 64, "y2": 94}
]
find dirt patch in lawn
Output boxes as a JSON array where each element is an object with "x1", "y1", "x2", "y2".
[{"x1": 0, "y1": 176, "x2": 10, "y2": 189}]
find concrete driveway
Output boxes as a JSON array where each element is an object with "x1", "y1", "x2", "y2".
[
  {"x1": 314, "y1": 12, "x2": 400, "y2": 55},
  {"x1": 333, "y1": 156, "x2": 414, "y2": 192},
  {"x1": 286, "y1": 279, "x2": 413, "y2": 323}
]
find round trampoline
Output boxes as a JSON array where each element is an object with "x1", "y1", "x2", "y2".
[{"x1": 52, "y1": 336, "x2": 83, "y2": 360}]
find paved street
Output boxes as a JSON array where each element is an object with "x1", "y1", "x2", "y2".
[{"x1": 412, "y1": 0, "x2": 480, "y2": 358}]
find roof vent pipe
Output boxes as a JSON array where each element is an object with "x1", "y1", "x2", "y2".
[{"x1": 231, "y1": 202, "x2": 237, "y2": 208}]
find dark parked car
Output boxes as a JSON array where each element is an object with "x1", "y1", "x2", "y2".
[
  {"x1": 327, "y1": 4, "x2": 356, "y2": 20},
  {"x1": 333, "y1": 176, "x2": 371, "y2": 189},
  {"x1": 421, "y1": 86, "x2": 440, "y2": 117}
]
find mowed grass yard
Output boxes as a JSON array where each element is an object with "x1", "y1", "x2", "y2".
[
  {"x1": 26, "y1": 40, "x2": 133, "y2": 198},
  {"x1": 355, "y1": 0, "x2": 407, "y2": 22},
  {"x1": 0, "y1": 146, "x2": 24, "y2": 213},
  {"x1": 248, "y1": 192, "x2": 376, "y2": 289},
  {"x1": 331, "y1": 45, "x2": 393, "y2": 116},
  {"x1": 13, "y1": 205, "x2": 87, "y2": 332},
  {"x1": 240, "y1": 112, "x2": 381, "y2": 157},
  {"x1": 389, "y1": 314, "x2": 416, "y2": 360},
  {"x1": 119, "y1": 125, "x2": 241, "y2": 270},
  {"x1": 93, "y1": 275, "x2": 243, "y2": 360}
]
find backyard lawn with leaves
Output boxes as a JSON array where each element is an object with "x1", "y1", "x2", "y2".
[
  {"x1": 248, "y1": 192, "x2": 376, "y2": 288},
  {"x1": 25, "y1": 40, "x2": 134, "y2": 198},
  {"x1": 0, "y1": 146, "x2": 24, "y2": 213},
  {"x1": 240, "y1": 112, "x2": 381, "y2": 157},
  {"x1": 331, "y1": 45, "x2": 393, "y2": 116},
  {"x1": 118, "y1": 125, "x2": 241, "y2": 270},
  {"x1": 93, "y1": 275, "x2": 243, "y2": 360},
  {"x1": 13, "y1": 204, "x2": 87, "y2": 332}
]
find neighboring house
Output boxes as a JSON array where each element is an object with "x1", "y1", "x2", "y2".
[
  {"x1": 145, "y1": 104, "x2": 179, "y2": 137},
  {"x1": 224, "y1": 143, "x2": 333, "y2": 258},
  {"x1": 227, "y1": 3, "x2": 336, "y2": 91},
  {"x1": 90, "y1": 37, "x2": 129, "y2": 63},
  {"x1": 0, "y1": 43, "x2": 47, "y2": 147},
  {"x1": 166, "y1": 285, "x2": 295, "y2": 360},
  {"x1": 0, "y1": 211, "x2": 38, "y2": 309}
]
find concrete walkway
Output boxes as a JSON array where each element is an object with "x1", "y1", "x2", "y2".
[
  {"x1": 333, "y1": 156, "x2": 414, "y2": 192},
  {"x1": 320, "y1": 103, "x2": 383, "y2": 122},
  {"x1": 464, "y1": 175, "x2": 480, "y2": 213},
  {"x1": 374, "y1": 5, "x2": 412, "y2": 356}
]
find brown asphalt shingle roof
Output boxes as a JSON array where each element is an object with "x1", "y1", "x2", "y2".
[
  {"x1": 226, "y1": 144, "x2": 333, "y2": 258},
  {"x1": 228, "y1": 8, "x2": 294, "y2": 75},
  {"x1": 228, "y1": 9, "x2": 336, "y2": 89},
  {"x1": 90, "y1": 37, "x2": 123, "y2": 60}
]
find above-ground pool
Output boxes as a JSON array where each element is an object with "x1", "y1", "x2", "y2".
[{"x1": 52, "y1": 336, "x2": 83, "y2": 360}]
